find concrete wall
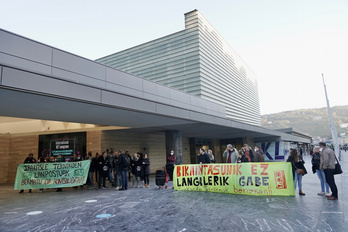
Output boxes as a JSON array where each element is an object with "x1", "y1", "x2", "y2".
[
  {"x1": 0, "y1": 29, "x2": 226, "y2": 125},
  {"x1": 0, "y1": 134, "x2": 10, "y2": 184},
  {"x1": 0, "y1": 130, "x2": 191, "y2": 184},
  {"x1": 7, "y1": 135, "x2": 39, "y2": 183},
  {"x1": 86, "y1": 131, "x2": 102, "y2": 156},
  {"x1": 101, "y1": 130, "x2": 190, "y2": 173}
]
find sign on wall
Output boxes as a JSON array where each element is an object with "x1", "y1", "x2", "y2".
[
  {"x1": 39, "y1": 132, "x2": 86, "y2": 160},
  {"x1": 50, "y1": 138, "x2": 75, "y2": 156},
  {"x1": 174, "y1": 163, "x2": 295, "y2": 196},
  {"x1": 255, "y1": 141, "x2": 290, "y2": 161}
]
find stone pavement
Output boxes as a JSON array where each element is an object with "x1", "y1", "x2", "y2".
[{"x1": 0, "y1": 152, "x2": 347, "y2": 232}]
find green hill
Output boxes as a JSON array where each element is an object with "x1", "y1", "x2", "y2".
[{"x1": 261, "y1": 105, "x2": 348, "y2": 138}]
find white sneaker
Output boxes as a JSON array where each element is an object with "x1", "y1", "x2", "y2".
[
  {"x1": 317, "y1": 191, "x2": 325, "y2": 195},
  {"x1": 325, "y1": 192, "x2": 331, "y2": 196}
]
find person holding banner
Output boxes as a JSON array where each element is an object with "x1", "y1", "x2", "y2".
[
  {"x1": 87, "y1": 152, "x2": 97, "y2": 190},
  {"x1": 166, "y1": 150, "x2": 176, "y2": 181},
  {"x1": 237, "y1": 150, "x2": 249, "y2": 163},
  {"x1": 197, "y1": 148, "x2": 211, "y2": 164},
  {"x1": 242, "y1": 144, "x2": 255, "y2": 162},
  {"x1": 19, "y1": 153, "x2": 36, "y2": 194},
  {"x1": 98, "y1": 151, "x2": 111, "y2": 189},
  {"x1": 208, "y1": 150, "x2": 216, "y2": 163},
  {"x1": 56, "y1": 154, "x2": 65, "y2": 192},
  {"x1": 254, "y1": 146, "x2": 265, "y2": 162},
  {"x1": 222, "y1": 144, "x2": 238, "y2": 163}
]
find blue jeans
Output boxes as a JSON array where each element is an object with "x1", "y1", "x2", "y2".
[
  {"x1": 114, "y1": 170, "x2": 122, "y2": 187},
  {"x1": 88, "y1": 171, "x2": 94, "y2": 188},
  {"x1": 120, "y1": 170, "x2": 128, "y2": 190},
  {"x1": 316, "y1": 169, "x2": 330, "y2": 192},
  {"x1": 294, "y1": 171, "x2": 303, "y2": 191},
  {"x1": 108, "y1": 168, "x2": 113, "y2": 182}
]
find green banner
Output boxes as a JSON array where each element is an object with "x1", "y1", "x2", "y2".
[
  {"x1": 14, "y1": 160, "x2": 91, "y2": 190},
  {"x1": 174, "y1": 162, "x2": 295, "y2": 196}
]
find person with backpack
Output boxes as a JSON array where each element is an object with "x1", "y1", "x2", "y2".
[{"x1": 117, "y1": 149, "x2": 130, "y2": 190}]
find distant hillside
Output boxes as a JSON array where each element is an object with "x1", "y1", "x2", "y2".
[{"x1": 261, "y1": 105, "x2": 348, "y2": 138}]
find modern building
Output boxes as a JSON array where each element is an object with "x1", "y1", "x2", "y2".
[
  {"x1": 96, "y1": 10, "x2": 260, "y2": 126},
  {"x1": 0, "y1": 11, "x2": 310, "y2": 185}
]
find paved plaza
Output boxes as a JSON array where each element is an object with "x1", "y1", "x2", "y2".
[{"x1": 0, "y1": 153, "x2": 347, "y2": 232}]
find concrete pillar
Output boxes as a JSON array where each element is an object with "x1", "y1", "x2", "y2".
[{"x1": 165, "y1": 130, "x2": 183, "y2": 165}]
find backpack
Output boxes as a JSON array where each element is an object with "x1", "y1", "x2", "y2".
[{"x1": 123, "y1": 155, "x2": 130, "y2": 168}]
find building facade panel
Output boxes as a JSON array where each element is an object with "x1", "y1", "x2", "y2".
[{"x1": 96, "y1": 10, "x2": 261, "y2": 126}]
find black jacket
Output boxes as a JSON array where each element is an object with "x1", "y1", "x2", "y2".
[
  {"x1": 287, "y1": 156, "x2": 307, "y2": 178},
  {"x1": 311, "y1": 152, "x2": 321, "y2": 171},
  {"x1": 197, "y1": 152, "x2": 211, "y2": 164},
  {"x1": 97, "y1": 156, "x2": 111, "y2": 175},
  {"x1": 117, "y1": 154, "x2": 130, "y2": 171},
  {"x1": 24, "y1": 157, "x2": 36, "y2": 163},
  {"x1": 238, "y1": 155, "x2": 249, "y2": 163},
  {"x1": 131, "y1": 158, "x2": 142, "y2": 176},
  {"x1": 88, "y1": 157, "x2": 97, "y2": 172},
  {"x1": 142, "y1": 158, "x2": 150, "y2": 175}
]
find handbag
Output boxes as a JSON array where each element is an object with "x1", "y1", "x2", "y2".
[
  {"x1": 292, "y1": 161, "x2": 305, "y2": 175},
  {"x1": 334, "y1": 155, "x2": 343, "y2": 175}
]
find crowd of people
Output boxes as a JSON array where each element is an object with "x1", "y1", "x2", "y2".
[
  {"x1": 286, "y1": 142, "x2": 339, "y2": 200},
  {"x1": 18, "y1": 150, "x2": 152, "y2": 193},
  {"x1": 197, "y1": 143, "x2": 265, "y2": 164},
  {"x1": 18, "y1": 142, "x2": 340, "y2": 200},
  {"x1": 87, "y1": 150, "x2": 151, "y2": 191}
]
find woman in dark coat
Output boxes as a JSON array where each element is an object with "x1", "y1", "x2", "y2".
[
  {"x1": 142, "y1": 154, "x2": 150, "y2": 188},
  {"x1": 311, "y1": 146, "x2": 330, "y2": 195},
  {"x1": 287, "y1": 149, "x2": 306, "y2": 195},
  {"x1": 254, "y1": 146, "x2": 265, "y2": 162},
  {"x1": 131, "y1": 153, "x2": 142, "y2": 187}
]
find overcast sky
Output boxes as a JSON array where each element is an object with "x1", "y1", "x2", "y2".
[{"x1": 1, "y1": 0, "x2": 347, "y2": 115}]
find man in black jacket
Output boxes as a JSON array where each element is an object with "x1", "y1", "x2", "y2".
[
  {"x1": 87, "y1": 151, "x2": 97, "y2": 190},
  {"x1": 117, "y1": 149, "x2": 130, "y2": 190},
  {"x1": 197, "y1": 148, "x2": 211, "y2": 164},
  {"x1": 19, "y1": 153, "x2": 36, "y2": 194},
  {"x1": 98, "y1": 151, "x2": 111, "y2": 189}
]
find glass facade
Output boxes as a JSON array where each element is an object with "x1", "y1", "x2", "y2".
[{"x1": 96, "y1": 10, "x2": 260, "y2": 126}]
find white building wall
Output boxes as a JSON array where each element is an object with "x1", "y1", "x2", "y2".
[{"x1": 96, "y1": 10, "x2": 260, "y2": 126}]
